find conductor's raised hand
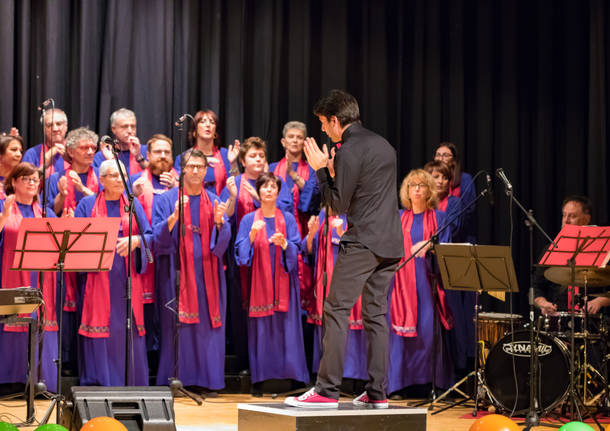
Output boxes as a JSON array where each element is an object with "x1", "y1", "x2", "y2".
[{"x1": 303, "y1": 137, "x2": 328, "y2": 171}]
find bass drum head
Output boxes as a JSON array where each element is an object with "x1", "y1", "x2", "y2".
[{"x1": 484, "y1": 330, "x2": 569, "y2": 414}]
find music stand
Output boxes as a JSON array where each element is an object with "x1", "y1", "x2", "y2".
[
  {"x1": 538, "y1": 224, "x2": 610, "y2": 425},
  {"x1": 0, "y1": 288, "x2": 42, "y2": 425},
  {"x1": 11, "y1": 217, "x2": 120, "y2": 425},
  {"x1": 430, "y1": 244, "x2": 518, "y2": 416}
]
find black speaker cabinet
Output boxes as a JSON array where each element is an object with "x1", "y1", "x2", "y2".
[{"x1": 62, "y1": 386, "x2": 176, "y2": 431}]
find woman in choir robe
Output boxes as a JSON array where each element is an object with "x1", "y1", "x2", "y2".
[
  {"x1": 174, "y1": 110, "x2": 240, "y2": 195},
  {"x1": 74, "y1": 160, "x2": 152, "y2": 386},
  {"x1": 425, "y1": 160, "x2": 473, "y2": 372},
  {"x1": 388, "y1": 169, "x2": 455, "y2": 395},
  {"x1": 434, "y1": 142, "x2": 476, "y2": 243},
  {"x1": 153, "y1": 149, "x2": 231, "y2": 391},
  {"x1": 235, "y1": 172, "x2": 309, "y2": 392},
  {"x1": 0, "y1": 162, "x2": 58, "y2": 392},
  {"x1": 0, "y1": 135, "x2": 23, "y2": 199},
  {"x1": 220, "y1": 137, "x2": 294, "y2": 372},
  {"x1": 303, "y1": 209, "x2": 367, "y2": 380}
]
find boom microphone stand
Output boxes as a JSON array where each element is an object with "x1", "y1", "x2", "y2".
[
  {"x1": 105, "y1": 137, "x2": 153, "y2": 386},
  {"x1": 167, "y1": 114, "x2": 202, "y2": 404}
]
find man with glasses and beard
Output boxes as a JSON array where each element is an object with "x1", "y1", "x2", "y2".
[{"x1": 130, "y1": 134, "x2": 178, "y2": 369}]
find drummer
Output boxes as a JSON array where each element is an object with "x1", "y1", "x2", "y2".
[{"x1": 534, "y1": 195, "x2": 609, "y2": 315}]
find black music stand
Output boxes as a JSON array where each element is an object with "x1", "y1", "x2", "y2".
[
  {"x1": 11, "y1": 217, "x2": 120, "y2": 425},
  {"x1": 430, "y1": 244, "x2": 518, "y2": 416},
  {"x1": 0, "y1": 289, "x2": 42, "y2": 425}
]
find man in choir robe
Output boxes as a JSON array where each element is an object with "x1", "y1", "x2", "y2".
[
  {"x1": 93, "y1": 108, "x2": 148, "y2": 175},
  {"x1": 46, "y1": 127, "x2": 100, "y2": 375},
  {"x1": 75, "y1": 159, "x2": 152, "y2": 386},
  {"x1": 269, "y1": 121, "x2": 320, "y2": 236},
  {"x1": 131, "y1": 134, "x2": 178, "y2": 368},
  {"x1": 219, "y1": 136, "x2": 293, "y2": 372},
  {"x1": 153, "y1": 149, "x2": 231, "y2": 391},
  {"x1": 23, "y1": 108, "x2": 69, "y2": 174}
]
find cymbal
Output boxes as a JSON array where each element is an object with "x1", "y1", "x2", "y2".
[{"x1": 544, "y1": 267, "x2": 610, "y2": 287}]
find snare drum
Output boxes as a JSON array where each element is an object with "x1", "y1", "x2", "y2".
[
  {"x1": 543, "y1": 312, "x2": 604, "y2": 340},
  {"x1": 477, "y1": 312, "x2": 523, "y2": 347}
]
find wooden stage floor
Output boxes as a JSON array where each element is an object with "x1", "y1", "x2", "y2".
[{"x1": 0, "y1": 394, "x2": 579, "y2": 430}]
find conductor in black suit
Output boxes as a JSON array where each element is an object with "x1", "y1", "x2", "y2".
[{"x1": 285, "y1": 89, "x2": 404, "y2": 408}]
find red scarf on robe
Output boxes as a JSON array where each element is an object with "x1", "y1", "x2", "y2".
[
  {"x1": 438, "y1": 195, "x2": 449, "y2": 212},
  {"x1": 391, "y1": 210, "x2": 453, "y2": 337},
  {"x1": 273, "y1": 158, "x2": 310, "y2": 235},
  {"x1": 1, "y1": 201, "x2": 57, "y2": 332},
  {"x1": 178, "y1": 190, "x2": 222, "y2": 328},
  {"x1": 78, "y1": 192, "x2": 145, "y2": 338},
  {"x1": 40, "y1": 143, "x2": 69, "y2": 176},
  {"x1": 62, "y1": 166, "x2": 100, "y2": 311},
  {"x1": 237, "y1": 176, "x2": 257, "y2": 308},
  {"x1": 136, "y1": 168, "x2": 178, "y2": 303},
  {"x1": 210, "y1": 147, "x2": 227, "y2": 196},
  {"x1": 449, "y1": 184, "x2": 461, "y2": 198},
  {"x1": 247, "y1": 208, "x2": 290, "y2": 317},
  {"x1": 273, "y1": 158, "x2": 312, "y2": 309},
  {"x1": 308, "y1": 215, "x2": 363, "y2": 329}
]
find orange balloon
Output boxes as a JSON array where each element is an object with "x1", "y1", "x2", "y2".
[
  {"x1": 469, "y1": 414, "x2": 520, "y2": 431},
  {"x1": 80, "y1": 417, "x2": 127, "y2": 431}
]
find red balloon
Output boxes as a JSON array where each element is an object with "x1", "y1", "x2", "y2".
[
  {"x1": 80, "y1": 417, "x2": 127, "y2": 431},
  {"x1": 469, "y1": 414, "x2": 520, "y2": 431}
]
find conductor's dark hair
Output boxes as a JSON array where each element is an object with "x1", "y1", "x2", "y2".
[
  {"x1": 313, "y1": 89, "x2": 360, "y2": 127},
  {"x1": 562, "y1": 195, "x2": 592, "y2": 215},
  {"x1": 255, "y1": 172, "x2": 282, "y2": 196},
  {"x1": 181, "y1": 148, "x2": 208, "y2": 170}
]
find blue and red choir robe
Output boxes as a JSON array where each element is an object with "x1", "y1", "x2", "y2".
[
  {"x1": 0, "y1": 200, "x2": 58, "y2": 392},
  {"x1": 174, "y1": 146, "x2": 231, "y2": 196},
  {"x1": 74, "y1": 191, "x2": 152, "y2": 386},
  {"x1": 449, "y1": 172, "x2": 478, "y2": 368},
  {"x1": 23, "y1": 143, "x2": 68, "y2": 176},
  {"x1": 219, "y1": 174, "x2": 294, "y2": 370},
  {"x1": 234, "y1": 208, "x2": 309, "y2": 384},
  {"x1": 92, "y1": 144, "x2": 148, "y2": 176},
  {"x1": 270, "y1": 158, "x2": 320, "y2": 307},
  {"x1": 302, "y1": 210, "x2": 367, "y2": 379},
  {"x1": 130, "y1": 168, "x2": 178, "y2": 357},
  {"x1": 46, "y1": 165, "x2": 100, "y2": 374},
  {"x1": 388, "y1": 209, "x2": 455, "y2": 393},
  {"x1": 152, "y1": 188, "x2": 230, "y2": 389}
]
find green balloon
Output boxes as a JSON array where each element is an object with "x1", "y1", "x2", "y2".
[
  {"x1": 0, "y1": 422, "x2": 18, "y2": 431},
  {"x1": 558, "y1": 422, "x2": 595, "y2": 431},
  {"x1": 34, "y1": 425, "x2": 69, "y2": 431}
]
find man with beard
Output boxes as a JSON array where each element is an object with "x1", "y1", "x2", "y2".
[
  {"x1": 130, "y1": 134, "x2": 178, "y2": 367},
  {"x1": 94, "y1": 108, "x2": 148, "y2": 175},
  {"x1": 23, "y1": 108, "x2": 69, "y2": 175}
]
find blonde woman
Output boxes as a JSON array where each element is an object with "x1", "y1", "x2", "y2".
[{"x1": 387, "y1": 169, "x2": 455, "y2": 396}]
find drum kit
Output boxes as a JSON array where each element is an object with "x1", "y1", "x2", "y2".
[{"x1": 477, "y1": 267, "x2": 610, "y2": 419}]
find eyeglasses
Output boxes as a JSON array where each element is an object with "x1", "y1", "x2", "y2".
[
  {"x1": 184, "y1": 164, "x2": 206, "y2": 171},
  {"x1": 101, "y1": 172, "x2": 122, "y2": 180},
  {"x1": 19, "y1": 176, "x2": 40, "y2": 184},
  {"x1": 435, "y1": 152, "x2": 453, "y2": 159},
  {"x1": 408, "y1": 183, "x2": 429, "y2": 189}
]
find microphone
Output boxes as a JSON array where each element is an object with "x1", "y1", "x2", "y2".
[
  {"x1": 37, "y1": 98, "x2": 54, "y2": 111},
  {"x1": 100, "y1": 135, "x2": 117, "y2": 145},
  {"x1": 485, "y1": 173, "x2": 494, "y2": 206},
  {"x1": 495, "y1": 168, "x2": 513, "y2": 193},
  {"x1": 175, "y1": 114, "x2": 187, "y2": 127}
]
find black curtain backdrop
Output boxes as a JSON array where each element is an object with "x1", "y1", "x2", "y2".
[{"x1": 1, "y1": 0, "x2": 609, "y2": 313}]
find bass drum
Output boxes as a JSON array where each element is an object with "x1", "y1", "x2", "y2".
[{"x1": 484, "y1": 330, "x2": 569, "y2": 414}]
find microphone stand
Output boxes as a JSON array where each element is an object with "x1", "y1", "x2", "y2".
[
  {"x1": 109, "y1": 143, "x2": 153, "y2": 386},
  {"x1": 404, "y1": 171, "x2": 490, "y2": 408},
  {"x1": 496, "y1": 172, "x2": 549, "y2": 429},
  {"x1": 168, "y1": 115, "x2": 202, "y2": 405}
]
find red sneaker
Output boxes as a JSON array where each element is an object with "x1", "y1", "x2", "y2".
[
  {"x1": 284, "y1": 388, "x2": 339, "y2": 408},
  {"x1": 352, "y1": 392, "x2": 389, "y2": 409}
]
